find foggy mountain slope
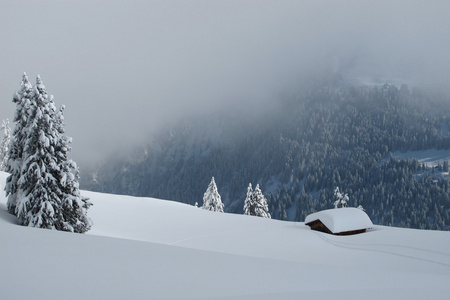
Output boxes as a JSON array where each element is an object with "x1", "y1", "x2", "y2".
[{"x1": 81, "y1": 83, "x2": 450, "y2": 230}]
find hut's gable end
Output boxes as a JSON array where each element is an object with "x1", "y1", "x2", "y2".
[{"x1": 305, "y1": 219, "x2": 332, "y2": 234}]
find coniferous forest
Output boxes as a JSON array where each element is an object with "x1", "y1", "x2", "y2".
[{"x1": 81, "y1": 80, "x2": 450, "y2": 230}]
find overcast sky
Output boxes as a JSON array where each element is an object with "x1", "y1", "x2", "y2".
[{"x1": 1, "y1": 0, "x2": 449, "y2": 167}]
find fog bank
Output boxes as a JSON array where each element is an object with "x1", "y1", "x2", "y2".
[{"x1": 1, "y1": 0, "x2": 449, "y2": 167}]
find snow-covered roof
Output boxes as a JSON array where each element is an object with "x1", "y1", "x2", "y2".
[{"x1": 305, "y1": 207, "x2": 373, "y2": 234}]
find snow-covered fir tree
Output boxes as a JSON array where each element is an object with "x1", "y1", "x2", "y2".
[
  {"x1": 15, "y1": 75, "x2": 63, "y2": 228},
  {"x1": 0, "y1": 119, "x2": 11, "y2": 171},
  {"x1": 12, "y1": 75, "x2": 91, "y2": 232},
  {"x1": 54, "y1": 105, "x2": 92, "y2": 233},
  {"x1": 243, "y1": 183, "x2": 253, "y2": 215},
  {"x1": 244, "y1": 183, "x2": 271, "y2": 218},
  {"x1": 333, "y1": 187, "x2": 348, "y2": 208},
  {"x1": 5, "y1": 73, "x2": 33, "y2": 214},
  {"x1": 202, "y1": 177, "x2": 224, "y2": 212}
]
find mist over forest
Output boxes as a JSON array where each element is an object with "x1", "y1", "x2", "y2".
[
  {"x1": 2, "y1": 1, "x2": 450, "y2": 166},
  {"x1": 81, "y1": 75, "x2": 450, "y2": 230}
]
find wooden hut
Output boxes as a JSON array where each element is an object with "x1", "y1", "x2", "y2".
[{"x1": 305, "y1": 207, "x2": 373, "y2": 235}]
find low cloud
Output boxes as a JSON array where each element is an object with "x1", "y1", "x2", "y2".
[{"x1": 1, "y1": 0, "x2": 449, "y2": 167}]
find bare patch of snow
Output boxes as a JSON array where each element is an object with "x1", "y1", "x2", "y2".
[{"x1": 392, "y1": 149, "x2": 450, "y2": 168}]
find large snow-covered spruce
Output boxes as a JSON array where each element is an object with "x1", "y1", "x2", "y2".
[
  {"x1": 7, "y1": 75, "x2": 91, "y2": 232},
  {"x1": 202, "y1": 177, "x2": 224, "y2": 212},
  {"x1": 15, "y1": 75, "x2": 62, "y2": 228},
  {"x1": 5, "y1": 73, "x2": 33, "y2": 214},
  {"x1": 244, "y1": 183, "x2": 271, "y2": 218}
]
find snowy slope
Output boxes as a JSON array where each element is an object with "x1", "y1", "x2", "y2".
[{"x1": 1, "y1": 171, "x2": 450, "y2": 299}]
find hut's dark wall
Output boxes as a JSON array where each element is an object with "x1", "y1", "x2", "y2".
[
  {"x1": 306, "y1": 220, "x2": 367, "y2": 235},
  {"x1": 306, "y1": 220, "x2": 332, "y2": 234}
]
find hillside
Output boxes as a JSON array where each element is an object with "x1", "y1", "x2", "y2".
[
  {"x1": 2, "y1": 171, "x2": 450, "y2": 299},
  {"x1": 81, "y1": 82, "x2": 450, "y2": 230}
]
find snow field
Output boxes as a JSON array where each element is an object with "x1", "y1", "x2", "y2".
[{"x1": 1, "y1": 171, "x2": 450, "y2": 299}]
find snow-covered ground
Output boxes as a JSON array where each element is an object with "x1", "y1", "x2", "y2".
[{"x1": 1, "y1": 171, "x2": 449, "y2": 299}]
